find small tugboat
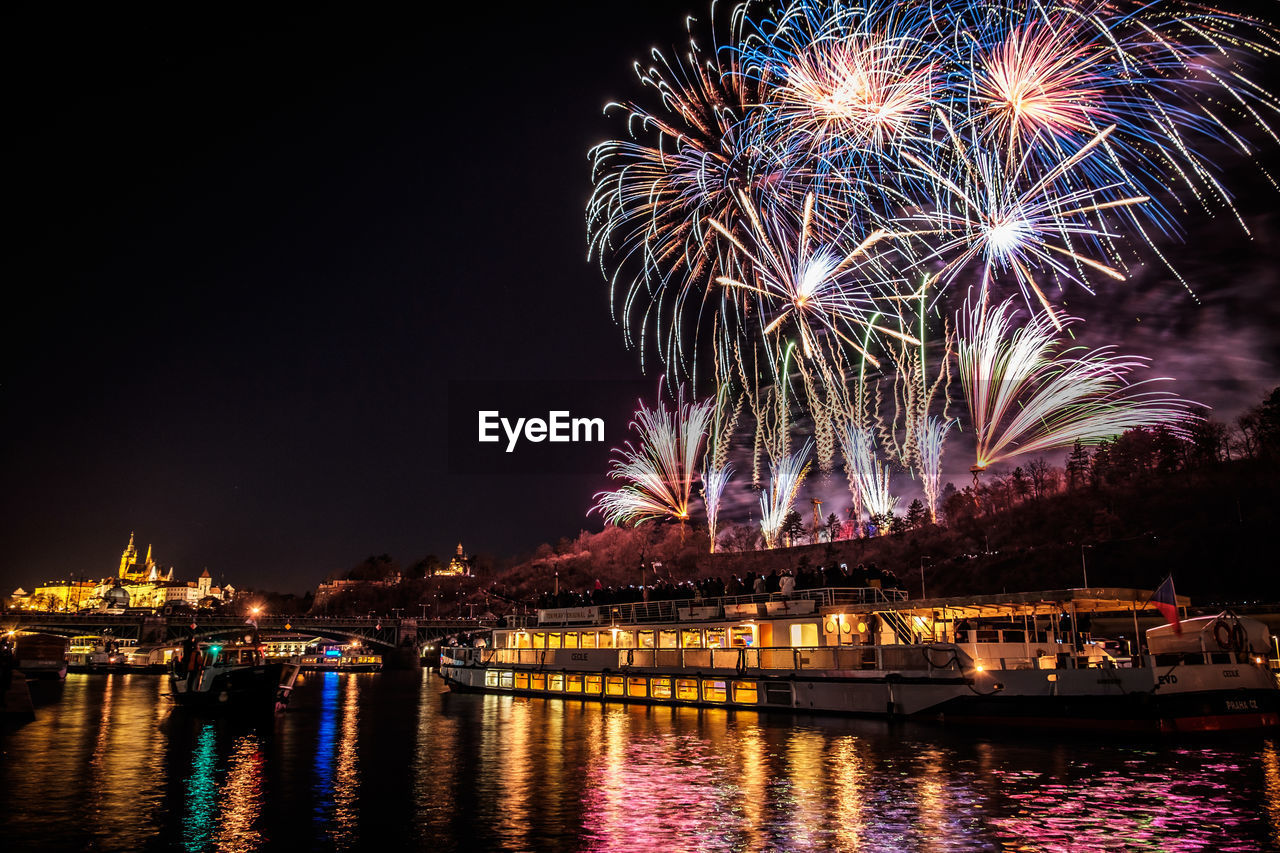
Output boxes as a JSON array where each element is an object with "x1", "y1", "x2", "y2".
[{"x1": 169, "y1": 639, "x2": 301, "y2": 713}]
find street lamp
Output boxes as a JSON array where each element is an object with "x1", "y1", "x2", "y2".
[
  {"x1": 1081, "y1": 544, "x2": 1093, "y2": 589},
  {"x1": 920, "y1": 557, "x2": 933, "y2": 600}
]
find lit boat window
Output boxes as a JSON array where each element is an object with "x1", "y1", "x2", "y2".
[
  {"x1": 565, "y1": 674, "x2": 583, "y2": 693},
  {"x1": 605, "y1": 676, "x2": 625, "y2": 696},
  {"x1": 547, "y1": 633, "x2": 562, "y2": 649},
  {"x1": 563, "y1": 632, "x2": 579, "y2": 649},
  {"x1": 676, "y1": 679, "x2": 699, "y2": 700},
  {"x1": 651, "y1": 677, "x2": 672, "y2": 699},
  {"x1": 530, "y1": 673, "x2": 547, "y2": 691},
  {"x1": 627, "y1": 677, "x2": 648, "y2": 698},
  {"x1": 732, "y1": 681, "x2": 758, "y2": 704},
  {"x1": 584, "y1": 675, "x2": 603, "y2": 694},
  {"x1": 790, "y1": 623, "x2": 819, "y2": 647},
  {"x1": 703, "y1": 680, "x2": 727, "y2": 702},
  {"x1": 659, "y1": 629, "x2": 679, "y2": 648},
  {"x1": 532, "y1": 632, "x2": 546, "y2": 649},
  {"x1": 638, "y1": 630, "x2": 656, "y2": 649},
  {"x1": 706, "y1": 628, "x2": 727, "y2": 648},
  {"x1": 681, "y1": 629, "x2": 703, "y2": 648}
]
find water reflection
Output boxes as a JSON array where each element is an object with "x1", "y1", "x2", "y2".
[
  {"x1": 312, "y1": 671, "x2": 362, "y2": 848},
  {"x1": 2, "y1": 672, "x2": 1278, "y2": 852},
  {"x1": 212, "y1": 735, "x2": 265, "y2": 852},
  {"x1": 182, "y1": 724, "x2": 218, "y2": 850}
]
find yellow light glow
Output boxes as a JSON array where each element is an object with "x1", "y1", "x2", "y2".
[{"x1": 975, "y1": 663, "x2": 985, "y2": 672}]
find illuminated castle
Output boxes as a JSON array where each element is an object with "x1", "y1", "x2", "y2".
[
  {"x1": 118, "y1": 531, "x2": 171, "y2": 583},
  {"x1": 438, "y1": 542, "x2": 473, "y2": 577}
]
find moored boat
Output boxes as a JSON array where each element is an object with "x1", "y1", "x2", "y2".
[
  {"x1": 440, "y1": 586, "x2": 1280, "y2": 734},
  {"x1": 168, "y1": 642, "x2": 301, "y2": 713},
  {"x1": 12, "y1": 632, "x2": 69, "y2": 680}
]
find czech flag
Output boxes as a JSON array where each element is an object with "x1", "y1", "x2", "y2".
[{"x1": 1152, "y1": 576, "x2": 1181, "y2": 635}]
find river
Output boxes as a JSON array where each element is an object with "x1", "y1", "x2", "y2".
[{"x1": 1, "y1": 671, "x2": 1278, "y2": 851}]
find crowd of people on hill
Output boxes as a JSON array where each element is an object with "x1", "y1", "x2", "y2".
[{"x1": 533, "y1": 562, "x2": 901, "y2": 611}]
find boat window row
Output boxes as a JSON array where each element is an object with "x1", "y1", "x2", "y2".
[
  {"x1": 503, "y1": 626, "x2": 762, "y2": 650},
  {"x1": 482, "y1": 669, "x2": 758, "y2": 704}
]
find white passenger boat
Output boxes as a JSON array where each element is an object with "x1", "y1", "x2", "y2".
[{"x1": 439, "y1": 586, "x2": 1280, "y2": 734}]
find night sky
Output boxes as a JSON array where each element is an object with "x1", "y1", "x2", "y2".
[{"x1": 5, "y1": 2, "x2": 1278, "y2": 596}]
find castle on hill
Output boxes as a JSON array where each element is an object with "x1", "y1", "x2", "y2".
[{"x1": 10, "y1": 532, "x2": 236, "y2": 611}]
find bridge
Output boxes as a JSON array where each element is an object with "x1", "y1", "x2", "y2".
[{"x1": 4, "y1": 611, "x2": 494, "y2": 654}]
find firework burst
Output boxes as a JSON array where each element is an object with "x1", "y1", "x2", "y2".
[
  {"x1": 591, "y1": 387, "x2": 716, "y2": 526},
  {"x1": 759, "y1": 438, "x2": 813, "y2": 548},
  {"x1": 957, "y1": 298, "x2": 1194, "y2": 472}
]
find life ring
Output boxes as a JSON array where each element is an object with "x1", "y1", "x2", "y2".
[
  {"x1": 1213, "y1": 619, "x2": 1246, "y2": 652},
  {"x1": 824, "y1": 618, "x2": 837, "y2": 633}
]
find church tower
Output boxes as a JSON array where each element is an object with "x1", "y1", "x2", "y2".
[{"x1": 118, "y1": 532, "x2": 138, "y2": 579}]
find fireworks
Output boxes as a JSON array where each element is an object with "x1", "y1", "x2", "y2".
[
  {"x1": 708, "y1": 191, "x2": 919, "y2": 364},
  {"x1": 759, "y1": 438, "x2": 813, "y2": 548},
  {"x1": 957, "y1": 298, "x2": 1194, "y2": 471},
  {"x1": 591, "y1": 387, "x2": 716, "y2": 526},
  {"x1": 914, "y1": 416, "x2": 955, "y2": 523},
  {"x1": 701, "y1": 385, "x2": 742, "y2": 552},
  {"x1": 839, "y1": 425, "x2": 898, "y2": 529},
  {"x1": 589, "y1": 0, "x2": 1274, "y2": 537}
]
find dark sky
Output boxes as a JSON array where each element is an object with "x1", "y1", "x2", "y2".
[{"x1": 4, "y1": 2, "x2": 1278, "y2": 596}]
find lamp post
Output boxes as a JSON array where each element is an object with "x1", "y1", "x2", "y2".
[
  {"x1": 920, "y1": 556, "x2": 933, "y2": 600},
  {"x1": 1081, "y1": 544, "x2": 1092, "y2": 589}
]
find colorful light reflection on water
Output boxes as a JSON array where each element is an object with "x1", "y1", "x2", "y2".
[{"x1": 1, "y1": 672, "x2": 1277, "y2": 851}]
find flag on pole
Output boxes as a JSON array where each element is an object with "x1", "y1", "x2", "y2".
[{"x1": 1151, "y1": 576, "x2": 1181, "y2": 635}]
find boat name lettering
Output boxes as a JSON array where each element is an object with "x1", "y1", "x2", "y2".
[
  {"x1": 1223, "y1": 670, "x2": 1239, "y2": 678},
  {"x1": 571, "y1": 653, "x2": 588, "y2": 661},
  {"x1": 1158, "y1": 674, "x2": 1179, "y2": 685},
  {"x1": 1225, "y1": 698, "x2": 1259, "y2": 711}
]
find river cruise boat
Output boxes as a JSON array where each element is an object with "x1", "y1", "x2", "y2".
[
  {"x1": 440, "y1": 586, "x2": 1280, "y2": 734},
  {"x1": 67, "y1": 636, "x2": 133, "y2": 673},
  {"x1": 295, "y1": 646, "x2": 383, "y2": 672},
  {"x1": 168, "y1": 642, "x2": 301, "y2": 713}
]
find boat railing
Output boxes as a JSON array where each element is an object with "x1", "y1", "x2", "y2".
[{"x1": 535, "y1": 587, "x2": 906, "y2": 627}]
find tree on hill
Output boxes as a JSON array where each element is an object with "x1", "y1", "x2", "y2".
[
  {"x1": 905, "y1": 499, "x2": 927, "y2": 529},
  {"x1": 1066, "y1": 440, "x2": 1090, "y2": 489},
  {"x1": 346, "y1": 554, "x2": 400, "y2": 581}
]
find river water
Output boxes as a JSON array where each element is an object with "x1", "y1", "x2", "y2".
[{"x1": 1, "y1": 671, "x2": 1278, "y2": 852}]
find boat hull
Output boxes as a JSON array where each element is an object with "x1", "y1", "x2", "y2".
[
  {"x1": 439, "y1": 660, "x2": 1280, "y2": 734},
  {"x1": 169, "y1": 662, "x2": 292, "y2": 714}
]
